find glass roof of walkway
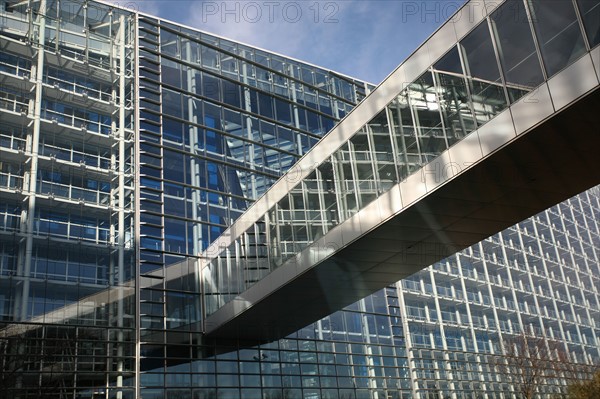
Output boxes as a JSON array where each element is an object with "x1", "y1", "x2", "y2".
[{"x1": 200, "y1": 0, "x2": 600, "y2": 340}]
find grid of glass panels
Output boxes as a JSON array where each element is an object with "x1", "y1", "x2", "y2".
[
  {"x1": 139, "y1": 290, "x2": 411, "y2": 399},
  {"x1": 0, "y1": 0, "x2": 598, "y2": 398},
  {"x1": 135, "y1": 12, "x2": 371, "y2": 399},
  {"x1": 135, "y1": 14, "x2": 371, "y2": 375},
  {"x1": 137, "y1": 14, "x2": 369, "y2": 268},
  {"x1": 204, "y1": 0, "x2": 600, "y2": 314},
  {"x1": 140, "y1": 189, "x2": 600, "y2": 399},
  {"x1": 398, "y1": 187, "x2": 600, "y2": 398},
  {"x1": 0, "y1": 0, "x2": 136, "y2": 397}
]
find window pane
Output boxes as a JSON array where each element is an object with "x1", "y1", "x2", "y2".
[
  {"x1": 368, "y1": 111, "x2": 398, "y2": 192},
  {"x1": 433, "y1": 47, "x2": 477, "y2": 144},
  {"x1": 388, "y1": 92, "x2": 420, "y2": 180},
  {"x1": 528, "y1": 0, "x2": 586, "y2": 77},
  {"x1": 333, "y1": 142, "x2": 358, "y2": 220},
  {"x1": 491, "y1": 0, "x2": 544, "y2": 102},
  {"x1": 577, "y1": 0, "x2": 600, "y2": 48},
  {"x1": 160, "y1": 29, "x2": 179, "y2": 58},
  {"x1": 460, "y1": 21, "x2": 508, "y2": 125},
  {"x1": 461, "y1": 22, "x2": 501, "y2": 82},
  {"x1": 408, "y1": 71, "x2": 446, "y2": 162}
]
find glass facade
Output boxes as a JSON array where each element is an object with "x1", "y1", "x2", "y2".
[
  {"x1": 0, "y1": 0, "x2": 137, "y2": 397},
  {"x1": 0, "y1": 0, "x2": 598, "y2": 398},
  {"x1": 203, "y1": 0, "x2": 600, "y2": 316},
  {"x1": 137, "y1": 15, "x2": 367, "y2": 258}
]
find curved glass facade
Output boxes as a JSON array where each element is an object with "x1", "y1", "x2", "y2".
[{"x1": 0, "y1": 0, "x2": 598, "y2": 398}]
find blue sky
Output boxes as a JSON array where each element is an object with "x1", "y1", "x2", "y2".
[{"x1": 125, "y1": 1, "x2": 467, "y2": 84}]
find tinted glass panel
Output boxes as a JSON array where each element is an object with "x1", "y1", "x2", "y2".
[
  {"x1": 461, "y1": 22, "x2": 501, "y2": 82},
  {"x1": 368, "y1": 111, "x2": 397, "y2": 192},
  {"x1": 460, "y1": 21, "x2": 508, "y2": 125},
  {"x1": 528, "y1": 0, "x2": 586, "y2": 77},
  {"x1": 491, "y1": 0, "x2": 544, "y2": 102},
  {"x1": 434, "y1": 46, "x2": 463, "y2": 74},
  {"x1": 577, "y1": 0, "x2": 600, "y2": 48},
  {"x1": 408, "y1": 71, "x2": 446, "y2": 162},
  {"x1": 433, "y1": 47, "x2": 477, "y2": 144},
  {"x1": 388, "y1": 92, "x2": 420, "y2": 179}
]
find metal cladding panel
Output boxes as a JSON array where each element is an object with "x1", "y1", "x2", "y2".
[
  {"x1": 510, "y1": 83, "x2": 555, "y2": 135},
  {"x1": 548, "y1": 53, "x2": 600, "y2": 111},
  {"x1": 592, "y1": 45, "x2": 600, "y2": 82},
  {"x1": 477, "y1": 110, "x2": 516, "y2": 157}
]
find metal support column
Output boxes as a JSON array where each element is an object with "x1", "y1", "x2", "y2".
[
  {"x1": 115, "y1": 13, "x2": 127, "y2": 399},
  {"x1": 241, "y1": 60, "x2": 257, "y2": 199},
  {"x1": 16, "y1": 0, "x2": 46, "y2": 322}
]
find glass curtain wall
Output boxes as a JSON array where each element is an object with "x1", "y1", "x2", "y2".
[
  {"x1": 0, "y1": 0, "x2": 598, "y2": 398},
  {"x1": 204, "y1": 0, "x2": 600, "y2": 315},
  {"x1": 135, "y1": 14, "x2": 369, "y2": 399},
  {"x1": 0, "y1": 0, "x2": 136, "y2": 398}
]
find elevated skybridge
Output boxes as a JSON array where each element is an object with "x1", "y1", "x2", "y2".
[
  {"x1": 3, "y1": 0, "x2": 600, "y2": 346},
  {"x1": 200, "y1": 0, "x2": 600, "y2": 340}
]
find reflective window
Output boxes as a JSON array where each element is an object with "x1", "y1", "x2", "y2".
[
  {"x1": 350, "y1": 129, "x2": 378, "y2": 207},
  {"x1": 201, "y1": 45, "x2": 219, "y2": 71},
  {"x1": 459, "y1": 21, "x2": 508, "y2": 125},
  {"x1": 388, "y1": 92, "x2": 420, "y2": 180},
  {"x1": 368, "y1": 111, "x2": 398, "y2": 192},
  {"x1": 432, "y1": 47, "x2": 477, "y2": 144},
  {"x1": 408, "y1": 72, "x2": 446, "y2": 162},
  {"x1": 577, "y1": 0, "x2": 600, "y2": 48},
  {"x1": 160, "y1": 29, "x2": 180, "y2": 58},
  {"x1": 491, "y1": 0, "x2": 544, "y2": 102},
  {"x1": 528, "y1": 0, "x2": 586, "y2": 77},
  {"x1": 334, "y1": 142, "x2": 359, "y2": 220}
]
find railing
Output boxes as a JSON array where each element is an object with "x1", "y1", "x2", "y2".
[
  {"x1": 0, "y1": 172, "x2": 23, "y2": 190},
  {"x1": 0, "y1": 210, "x2": 21, "y2": 232},
  {"x1": 406, "y1": 305, "x2": 427, "y2": 321},
  {"x1": 45, "y1": 73, "x2": 113, "y2": 103},
  {"x1": 0, "y1": 54, "x2": 31, "y2": 79},
  {"x1": 41, "y1": 108, "x2": 111, "y2": 135},
  {"x1": 39, "y1": 142, "x2": 113, "y2": 170},
  {"x1": 440, "y1": 310, "x2": 459, "y2": 324},
  {"x1": 402, "y1": 279, "x2": 422, "y2": 293},
  {"x1": 0, "y1": 253, "x2": 17, "y2": 277},
  {"x1": 38, "y1": 180, "x2": 110, "y2": 206},
  {"x1": 30, "y1": 260, "x2": 109, "y2": 285},
  {"x1": 436, "y1": 285, "x2": 454, "y2": 298},
  {"x1": 0, "y1": 92, "x2": 29, "y2": 114},
  {"x1": 35, "y1": 216, "x2": 111, "y2": 244},
  {"x1": 0, "y1": 132, "x2": 26, "y2": 151}
]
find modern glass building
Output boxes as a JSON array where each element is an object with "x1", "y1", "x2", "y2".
[{"x1": 0, "y1": 0, "x2": 598, "y2": 398}]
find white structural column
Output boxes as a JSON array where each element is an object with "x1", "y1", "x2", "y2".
[
  {"x1": 183, "y1": 39, "x2": 204, "y2": 323},
  {"x1": 185, "y1": 39, "x2": 203, "y2": 256},
  {"x1": 432, "y1": 267, "x2": 457, "y2": 398},
  {"x1": 115, "y1": 13, "x2": 127, "y2": 399},
  {"x1": 533, "y1": 216, "x2": 570, "y2": 351},
  {"x1": 133, "y1": 13, "x2": 141, "y2": 399},
  {"x1": 15, "y1": 0, "x2": 46, "y2": 322},
  {"x1": 396, "y1": 282, "x2": 418, "y2": 399},
  {"x1": 241, "y1": 59, "x2": 257, "y2": 199},
  {"x1": 289, "y1": 65, "x2": 303, "y2": 157},
  {"x1": 358, "y1": 298, "x2": 379, "y2": 399}
]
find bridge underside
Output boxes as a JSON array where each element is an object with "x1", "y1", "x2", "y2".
[{"x1": 205, "y1": 87, "x2": 600, "y2": 342}]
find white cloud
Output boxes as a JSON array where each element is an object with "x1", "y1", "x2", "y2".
[
  {"x1": 179, "y1": 1, "x2": 383, "y2": 80},
  {"x1": 184, "y1": 2, "x2": 316, "y2": 52},
  {"x1": 103, "y1": 0, "x2": 161, "y2": 16},
  {"x1": 116, "y1": 0, "x2": 465, "y2": 83}
]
